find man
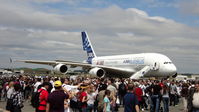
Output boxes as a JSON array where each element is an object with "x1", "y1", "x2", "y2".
[
  {"x1": 46, "y1": 80, "x2": 69, "y2": 112},
  {"x1": 36, "y1": 82, "x2": 50, "y2": 112},
  {"x1": 118, "y1": 80, "x2": 127, "y2": 106},
  {"x1": 124, "y1": 83, "x2": 140, "y2": 112},
  {"x1": 34, "y1": 78, "x2": 42, "y2": 93}
]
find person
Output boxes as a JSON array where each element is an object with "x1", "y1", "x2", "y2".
[
  {"x1": 169, "y1": 81, "x2": 177, "y2": 106},
  {"x1": 118, "y1": 79, "x2": 127, "y2": 106},
  {"x1": 6, "y1": 81, "x2": 15, "y2": 99},
  {"x1": 36, "y1": 82, "x2": 50, "y2": 112},
  {"x1": 103, "y1": 89, "x2": 111, "y2": 112},
  {"x1": 135, "y1": 82, "x2": 143, "y2": 111},
  {"x1": 87, "y1": 85, "x2": 96, "y2": 112},
  {"x1": 161, "y1": 85, "x2": 169, "y2": 112},
  {"x1": 79, "y1": 84, "x2": 89, "y2": 112},
  {"x1": 24, "y1": 80, "x2": 32, "y2": 100},
  {"x1": 46, "y1": 80, "x2": 69, "y2": 112},
  {"x1": 107, "y1": 79, "x2": 117, "y2": 112},
  {"x1": 34, "y1": 78, "x2": 42, "y2": 93},
  {"x1": 6, "y1": 81, "x2": 15, "y2": 111},
  {"x1": 188, "y1": 83, "x2": 199, "y2": 112},
  {"x1": 124, "y1": 83, "x2": 140, "y2": 112},
  {"x1": 187, "y1": 82, "x2": 196, "y2": 112},
  {"x1": 181, "y1": 83, "x2": 189, "y2": 112},
  {"x1": 10, "y1": 83, "x2": 24, "y2": 112},
  {"x1": 96, "y1": 82, "x2": 107, "y2": 112},
  {"x1": 150, "y1": 80, "x2": 162, "y2": 112}
]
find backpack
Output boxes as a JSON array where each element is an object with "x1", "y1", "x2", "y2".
[
  {"x1": 6, "y1": 93, "x2": 18, "y2": 111},
  {"x1": 119, "y1": 83, "x2": 126, "y2": 92},
  {"x1": 31, "y1": 89, "x2": 43, "y2": 108}
]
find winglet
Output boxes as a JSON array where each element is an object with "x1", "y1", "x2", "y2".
[{"x1": 81, "y1": 31, "x2": 96, "y2": 64}]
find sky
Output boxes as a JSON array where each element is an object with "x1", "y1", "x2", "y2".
[{"x1": 0, "y1": 0, "x2": 199, "y2": 73}]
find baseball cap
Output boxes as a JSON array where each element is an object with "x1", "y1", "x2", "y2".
[{"x1": 54, "y1": 80, "x2": 62, "y2": 87}]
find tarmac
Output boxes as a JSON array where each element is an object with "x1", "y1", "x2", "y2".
[{"x1": 0, "y1": 98, "x2": 184, "y2": 112}]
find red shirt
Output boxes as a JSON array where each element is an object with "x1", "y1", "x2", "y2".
[
  {"x1": 79, "y1": 91, "x2": 87, "y2": 108},
  {"x1": 37, "y1": 88, "x2": 49, "y2": 110},
  {"x1": 135, "y1": 87, "x2": 143, "y2": 101}
]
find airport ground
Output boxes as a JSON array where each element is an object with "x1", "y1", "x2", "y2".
[{"x1": 0, "y1": 98, "x2": 184, "y2": 112}]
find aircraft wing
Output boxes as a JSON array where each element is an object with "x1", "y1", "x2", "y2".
[
  {"x1": 16, "y1": 60, "x2": 92, "y2": 67},
  {"x1": 17, "y1": 60, "x2": 139, "y2": 78}
]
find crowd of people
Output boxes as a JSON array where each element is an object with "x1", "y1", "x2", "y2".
[{"x1": 0, "y1": 75, "x2": 199, "y2": 112}]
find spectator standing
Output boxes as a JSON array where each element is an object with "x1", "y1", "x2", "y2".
[
  {"x1": 188, "y1": 83, "x2": 199, "y2": 112},
  {"x1": 34, "y1": 78, "x2": 42, "y2": 93},
  {"x1": 124, "y1": 83, "x2": 140, "y2": 112},
  {"x1": 97, "y1": 83, "x2": 107, "y2": 112},
  {"x1": 103, "y1": 89, "x2": 111, "y2": 112},
  {"x1": 6, "y1": 81, "x2": 15, "y2": 99},
  {"x1": 10, "y1": 84, "x2": 24, "y2": 112},
  {"x1": 46, "y1": 80, "x2": 69, "y2": 112},
  {"x1": 169, "y1": 82, "x2": 178, "y2": 106},
  {"x1": 135, "y1": 82, "x2": 143, "y2": 111},
  {"x1": 161, "y1": 85, "x2": 170, "y2": 112},
  {"x1": 118, "y1": 80, "x2": 127, "y2": 106},
  {"x1": 181, "y1": 83, "x2": 189, "y2": 112},
  {"x1": 192, "y1": 84, "x2": 199, "y2": 112},
  {"x1": 150, "y1": 81, "x2": 162, "y2": 112},
  {"x1": 107, "y1": 79, "x2": 117, "y2": 112},
  {"x1": 79, "y1": 84, "x2": 89, "y2": 112},
  {"x1": 6, "y1": 81, "x2": 15, "y2": 111},
  {"x1": 87, "y1": 85, "x2": 97, "y2": 112},
  {"x1": 36, "y1": 82, "x2": 50, "y2": 112}
]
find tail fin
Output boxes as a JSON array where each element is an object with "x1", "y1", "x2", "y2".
[{"x1": 81, "y1": 31, "x2": 97, "y2": 64}]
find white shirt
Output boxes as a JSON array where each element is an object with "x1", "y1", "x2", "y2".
[
  {"x1": 34, "y1": 82, "x2": 42, "y2": 92},
  {"x1": 87, "y1": 92, "x2": 96, "y2": 105},
  {"x1": 62, "y1": 84, "x2": 78, "y2": 92},
  {"x1": 7, "y1": 87, "x2": 14, "y2": 99},
  {"x1": 192, "y1": 92, "x2": 199, "y2": 108},
  {"x1": 107, "y1": 85, "x2": 117, "y2": 94}
]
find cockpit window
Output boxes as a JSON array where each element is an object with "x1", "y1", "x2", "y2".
[{"x1": 164, "y1": 62, "x2": 172, "y2": 64}]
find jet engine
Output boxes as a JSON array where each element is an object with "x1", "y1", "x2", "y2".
[
  {"x1": 89, "y1": 67, "x2": 105, "y2": 78},
  {"x1": 53, "y1": 64, "x2": 68, "y2": 74}
]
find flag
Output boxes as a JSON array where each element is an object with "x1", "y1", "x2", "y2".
[{"x1": 10, "y1": 58, "x2": 12, "y2": 63}]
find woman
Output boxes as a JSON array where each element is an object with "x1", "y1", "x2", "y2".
[
  {"x1": 162, "y1": 85, "x2": 169, "y2": 112},
  {"x1": 6, "y1": 81, "x2": 15, "y2": 111},
  {"x1": 79, "y1": 84, "x2": 88, "y2": 112},
  {"x1": 87, "y1": 85, "x2": 97, "y2": 112},
  {"x1": 181, "y1": 83, "x2": 189, "y2": 112},
  {"x1": 190, "y1": 83, "x2": 199, "y2": 112},
  {"x1": 10, "y1": 83, "x2": 24, "y2": 112},
  {"x1": 6, "y1": 81, "x2": 15, "y2": 99},
  {"x1": 103, "y1": 90, "x2": 111, "y2": 112}
]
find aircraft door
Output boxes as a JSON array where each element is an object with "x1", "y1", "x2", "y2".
[{"x1": 153, "y1": 62, "x2": 159, "y2": 70}]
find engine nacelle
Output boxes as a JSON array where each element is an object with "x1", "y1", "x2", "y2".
[
  {"x1": 53, "y1": 64, "x2": 68, "y2": 74},
  {"x1": 89, "y1": 67, "x2": 105, "y2": 78}
]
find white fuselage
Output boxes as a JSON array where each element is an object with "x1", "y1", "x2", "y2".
[{"x1": 92, "y1": 53, "x2": 177, "y2": 77}]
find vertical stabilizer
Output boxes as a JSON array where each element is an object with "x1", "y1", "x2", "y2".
[{"x1": 81, "y1": 31, "x2": 97, "y2": 64}]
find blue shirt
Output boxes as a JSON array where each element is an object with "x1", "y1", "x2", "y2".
[
  {"x1": 104, "y1": 96, "x2": 111, "y2": 112},
  {"x1": 124, "y1": 92, "x2": 139, "y2": 112}
]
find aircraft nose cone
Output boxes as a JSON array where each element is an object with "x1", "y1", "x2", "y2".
[{"x1": 170, "y1": 64, "x2": 177, "y2": 74}]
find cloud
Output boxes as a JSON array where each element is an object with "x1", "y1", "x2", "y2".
[
  {"x1": 178, "y1": 0, "x2": 199, "y2": 16},
  {"x1": 0, "y1": 1, "x2": 199, "y2": 73}
]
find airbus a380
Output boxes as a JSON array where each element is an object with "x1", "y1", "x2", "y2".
[{"x1": 18, "y1": 31, "x2": 177, "y2": 79}]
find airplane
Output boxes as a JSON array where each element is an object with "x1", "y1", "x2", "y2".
[{"x1": 17, "y1": 31, "x2": 177, "y2": 79}]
